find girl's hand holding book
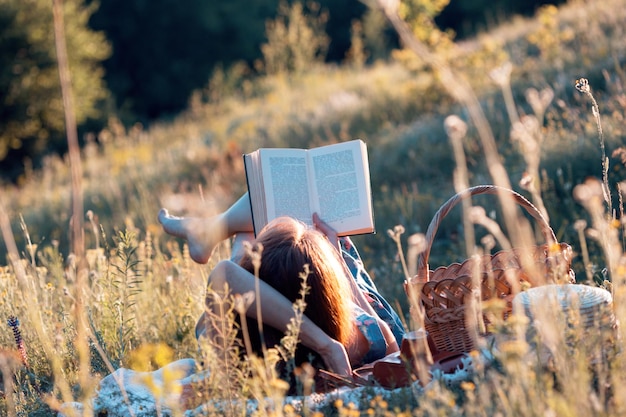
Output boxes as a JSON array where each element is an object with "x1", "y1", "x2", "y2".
[{"x1": 312, "y1": 212, "x2": 340, "y2": 252}]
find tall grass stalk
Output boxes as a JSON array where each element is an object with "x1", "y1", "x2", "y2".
[
  {"x1": 573, "y1": 177, "x2": 626, "y2": 414},
  {"x1": 387, "y1": 225, "x2": 410, "y2": 281},
  {"x1": 111, "y1": 231, "x2": 143, "y2": 363},
  {"x1": 574, "y1": 219, "x2": 594, "y2": 283},
  {"x1": 245, "y1": 241, "x2": 268, "y2": 361},
  {"x1": 210, "y1": 291, "x2": 240, "y2": 415},
  {"x1": 276, "y1": 267, "x2": 310, "y2": 388},
  {"x1": 19, "y1": 215, "x2": 37, "y2": 268},
  {"x1": 388, "y1": 224, "x2": 426, "y2": 332},
  {"x1": 198, "y1": 285, "x2": 246, "y2": 417},
  {"x1": 444, "y1": 115, "x2": 476, "y2": 258},
  {"x1": 52, "y1": 0, "x2": 91, "y2": 403},
  {"x1": 574, "y1": 179, "x2": 622, "y2": 290},
  {"x1": 0, "y1": 199, "x2": 76, "y2": 410},
  {"x1": 575, "y1": 78, "x2": 612, "y2": 216},
  {"x1": 85, "y1": 316, "x2": 136, "y2": 417},
  {"x1": 492, "y1": 60, "x2": 553, "y2": 224},
  {"x1": 442, "y1": 113, "x2": 485, "y2": 343}
]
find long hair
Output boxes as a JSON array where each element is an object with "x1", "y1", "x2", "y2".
[{"x1": 238, "y1": 216, "x2": 353, "y2": 362}]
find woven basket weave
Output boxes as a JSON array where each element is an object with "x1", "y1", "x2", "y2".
[{"x1": 405, "y1": 185, "x2": 575, "y2": 354}]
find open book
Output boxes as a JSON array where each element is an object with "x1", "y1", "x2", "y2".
[{"x1": 243, "y1": 139, "x2": 375, "y2": 236}]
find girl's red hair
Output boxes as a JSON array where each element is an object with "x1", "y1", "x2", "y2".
[{"x1": 238, "y1": 216, "x2": 353, "y2": 354}]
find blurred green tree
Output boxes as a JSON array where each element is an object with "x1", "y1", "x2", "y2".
[
  {"x1": 261, "y1": 1, "x2": 329, "y2": 75},
  {"x1": 0, "y1": 0, "x2": 110, "y2": 181},
  {"x1": 88, "y1": 0, "x2": 279, "y2": 121},
  {"x1": 436, "y1": 0, "x2": 567, "y2": 39},
  {"x1": 88, "y1": 0, "x2": 370, "y2": 121}
]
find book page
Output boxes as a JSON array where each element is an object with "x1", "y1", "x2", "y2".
[
  {"x1": 259, "y1": 149, "x2": 314, "y2": 227},
  {"x1": 309, "y1": 140, "x2": 374, "y2": 235},
  {"x1": 243, "y1": 152, "x2": 268, "y2": 235}
]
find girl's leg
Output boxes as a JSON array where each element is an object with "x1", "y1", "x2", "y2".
[
  {"x1": 158, "y1": 193, "x2": 254, "y2": 263},
  {"x1": 194, "y1": 232, "x2": 255, "y2": 339},
  {"x1": 230, "y1": 232, "x2": 255, "y2": 264}
]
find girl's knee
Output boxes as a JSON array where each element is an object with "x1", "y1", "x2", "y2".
[
  {"x1": 207, "y1": 259, "x2": 245, "y2": 289},
  {"x1": 206, "y1": 260, "x2": 233, "y2": 290}
]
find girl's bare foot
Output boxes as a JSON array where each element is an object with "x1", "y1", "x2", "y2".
[{"x1": 158, "y1": 209, "x2": 225, "y2": 264}]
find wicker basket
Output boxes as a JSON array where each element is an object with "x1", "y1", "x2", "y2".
[{"x1": 404, "y1": 185, "x2": 575, "y2": 354}]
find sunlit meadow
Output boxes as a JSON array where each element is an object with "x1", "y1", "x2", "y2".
[{"x1": 2, "y1": 0, "x2": 626, "y2": 415}]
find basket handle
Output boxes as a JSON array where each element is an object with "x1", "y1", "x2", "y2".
[{"x1": 414, "y1": 185, "x2": 557, "y2": 282}]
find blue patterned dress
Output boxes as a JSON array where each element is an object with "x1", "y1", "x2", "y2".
[{"x1": 340, "y1": 237, "x2": 405, "y2": 364}]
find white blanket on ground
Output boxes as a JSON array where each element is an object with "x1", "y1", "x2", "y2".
[{"x1": 58, "y1": 354, "x2": 477, "y2": 417}]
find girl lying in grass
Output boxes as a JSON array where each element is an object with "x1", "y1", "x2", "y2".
[{"x1": 158, "y1": 193, "x2": 405, "y2": 380}]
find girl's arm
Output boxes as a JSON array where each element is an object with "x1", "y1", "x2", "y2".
[
  {"x1": 312, "y1": 213, "x2": 400, "y2": 357},
  {"x1": 204, "y1": 260, "x2": 352, "y2": 376}
]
